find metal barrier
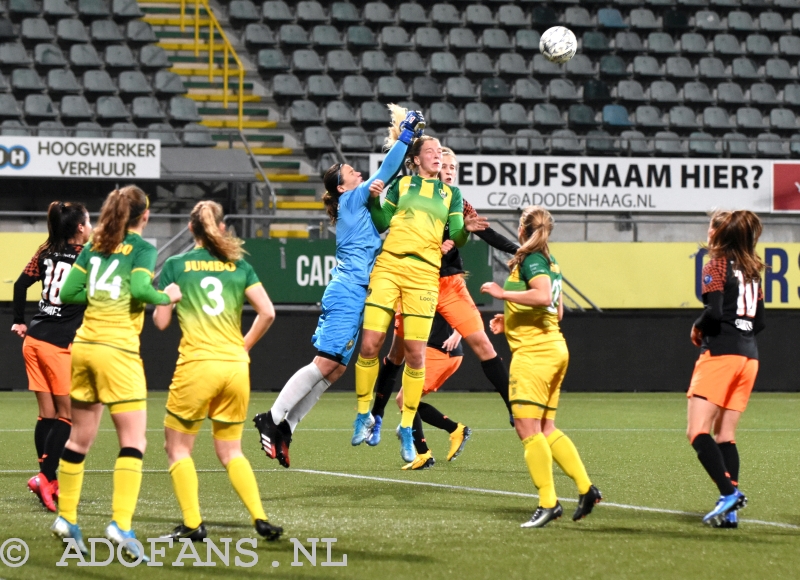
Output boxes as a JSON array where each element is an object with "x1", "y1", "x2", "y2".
[{"x1": 179, "y1": 0, "x2": 245, "y2": 131}]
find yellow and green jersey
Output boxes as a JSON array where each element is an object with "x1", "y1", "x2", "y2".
[
  {"x1": 504, "y1": 251, "x2": 564, "y2": 352},
  {"x1": 370, "y1": 175, "x2": 467, "y2": 269},
  {"x1": 159, "y1": 247, "x2": 261, "y2": 364},
  {"x1": 64, "y1": 232, "x2": 170, "y2": 353}
]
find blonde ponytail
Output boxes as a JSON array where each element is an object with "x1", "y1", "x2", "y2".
[
  {"x1": 190, "y1": 200, "x2": 244, "y2": 262},
  {"x1": 508, "y1": 206, "x2": 554, "y2": 271},
  {"x1": 92, "y1": 185, "x2": 147, "y2": 255},
  {"x1": 383, "y1": 103, "x2": 408, "y2": 151}
]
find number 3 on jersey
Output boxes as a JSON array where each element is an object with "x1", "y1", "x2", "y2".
[
  {"x1": 201, "y1": 276, "x2": 225, "y2": 316},
  {"x1": 734, "y1": 270, "x2": 758, "y2": 317},
  {"x1": 88, "y1": 256, "x2": 122, "y2": 299}
]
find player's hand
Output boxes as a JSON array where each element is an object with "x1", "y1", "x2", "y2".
[
  {"x1": 690, "y1": 325, "x2": 702, "y2": 347},
  {"x1": 10, "y1": 323, "x2": 26, "y2": 338},
  {"x1": 164, "y1": 283, "x2": 182, "y2": 304},
  {"x1": 369, "y1": 179, "x2": 385, "y2": 198},
  {"x1": 465, "y1": 213, "x2": 489, "y2": 232},
  {"x1": 440, "y1": 239, "x2": 455, "y2": 254},
  {"x1": 481, "y1": 282, "x2": 504, "y2": 300},
  {"x1": 400, "y1": 110, "x2": 425, "y2": 132},
  {"x1": 442, "y1": 330, "x2": 462, "y2": 351},
  {"x1": 489, "y1": 314, "x2": 504, "y2": 335}
]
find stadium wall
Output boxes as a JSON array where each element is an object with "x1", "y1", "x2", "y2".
[{"x1": 2, "y1": 306, "x2": 798, "y2": 394}]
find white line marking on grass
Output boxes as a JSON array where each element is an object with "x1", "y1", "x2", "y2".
[
  {"x1": 3, "y1": 427, "x2": 800, "y2": 433},
  {"x1": 0, "y1": 467, "x2": 796, "y2": 529}
]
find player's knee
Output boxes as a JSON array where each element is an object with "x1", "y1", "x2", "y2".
[{"x1": 466, "y1": 331, "x2": 496, "y2": 360}]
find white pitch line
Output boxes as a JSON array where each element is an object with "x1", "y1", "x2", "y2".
[
  {"x1": 1, "y1": 467, "x2": 796, "y2": 530},
  {"x1": 3, "y1": 427, "x2": 800, "y2": 433}
]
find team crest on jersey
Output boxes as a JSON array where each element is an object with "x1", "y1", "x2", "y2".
[
  {"x1": 550, "y1": 263, "x2": 561, "y2": 274},
  {"x1": 704, "y1": 274, "x2": 712, "y2": 284},
  {"x1": 346, "y1": 339, "x2": 355, "y2": 351},
  {"x1": 439, "y1": 188, "x2": 446, "y2": 199}
]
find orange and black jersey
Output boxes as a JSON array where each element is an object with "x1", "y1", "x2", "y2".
[
  {"x1": 13, "y1": 244, "x2": 86, "y2": 348},
  {"x1": 439, "y1": 199, "x2": 519, "y2": 277},
  {"x1": 694, "y1": 257, "x2": 765, "y2": 359}
]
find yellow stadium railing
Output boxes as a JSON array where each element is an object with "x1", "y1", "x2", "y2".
[{"x1": 179, "y1": 0, "x2": 245, "y2": 130}]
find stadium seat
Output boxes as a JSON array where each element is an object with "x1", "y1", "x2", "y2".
[
  {"x1": 126, "y1": 21, "x2": 155, "y2": 45},
  {"x1": 0, "y1": 20, "x2": 15, "y2": 43},
  {"x1": 146, "y1": 123, "x2": 180, "y2": 147},
  {"x1": 723, "y1": 130, "x2": 753, "y2": 155},
  {"x1": 760, "y1": 11, "x2": 790, "y2": 35},
  {"x1": 296, "y1": 0, "x2": 326, "y2": 25},
  {"x1": 60, "y1": 95, "x2": 92, "y2": 121},
  {"x1": 515, "y1": 29, "x2": 541, "y2": 53},
  {"x1": 262, "y1": 0, "x2": 293, "y2": 24},
  {"x1": 280, "y1": 25, "x2": 310, "y2": 48},
  {"x1": 73, "y1": 120, "x2": 103, "y2": 137},
  {"x1": 565, "y1": 7, "x2": 593, "y2": 29},
  {"x1": 717, "y1": 81, "x2": 748, "y2": 105},
  {"x1": 431, "y1": 4, "x2": 462, "y2": 27},
  {"x1": 635, "y1": 104, "x2": 668, "y2": 128},
  {"x1": 91, "y1": 20, "x2": 123, "y2": 44},
  {"x1": 331, "y1": 1, "x2": 359, "y2": 25},
  {"x1": 376, "y1": 75, "x2": 408, "y2": 100},
  {"x1": 669, "y1": 105, "x2": 699, "y2": 130},
  {"x1": 303, "y1": 126, "x2": 335, "y2": 156},
  {"x1": 9, "y1": 0, "x2": 40, "y2": 22},
  {"x1": 44, "y1": 0, "x2": 75, "y2": 21},
  {"x1": 479, "y1": 77, "x2": 512, "y2": 102},
  {"x1": 307, "y1": 74, "x2": 339, "y2": 101},
  {"x1": 650, "y1": 80, "x2": 681, "y2": 103},
  {"x1": 568, "y1": 103, "x2": 599, "y2": 128},
  {"x1": 513, "y1": 78, "x2": 546, "y2": 103},
  {"x1": 480, "y1": 128, "x2": 512, "y2": 153},
  {"x1": 714, "y1": 33, "x2": 743, "y2": 55},
  {"x1": 678, "y1": 33, "x2": 708, "y2": 56},
  {"x1": 324, "y1": 100, "x2": 357, "y2": 128},
  {"x1": 688, "y1": 131, "x2": 721, "y2": 156},
  {"x1": 364, "y1": 2, "x2": 396, "y2": 28},
  {"x1": 736, "y1": 106, "x2": 766, "y2": 131},
  {"x1": 582, "y1": 31, "x2": 612, "y2": 52},
  {"x1": 463, "y1": 102, "x2": 494, "y2": 129},
  {"x1": 533, "y1": 103, "x2": 565, "y2": 127},
  {"x1": 498, "y1": 102, "x2": 530, "y2": 128},
  {"x1": 340, "y1": 126, "x2": 372, "y2": 152},
  {"x1": 47, "y1": 68, "x2": 79, "y2": 94},
  {"x1": 21, "y1": 18, "x2": 54, "y2": 45},
  {"x1": 615, "y1": 31, "x2": 645, "y2": 53},
  {"x1": 532, "y1": 54, "x2": 563, "y2": 77},
  {"x1": 648, "y1": 32, "x2": 678, "y2": 54},
  {"x1": 496, "y1": 52, "x2": 528, "y2": 77},
  {"x1": 168, "y1": 96, "x2": 199, "y2": 124},
  {"x1": 603, "y1": 103, "x2": 633, "y2": 127},
  {"x1": 0, "y1": 94, "x2": 21, "y2": 119},
  {"x1": 770, "y1": 107, "x2": 798, "y2": 131},
  {"x1": 81, "y1": 69, "x2": 114, "y2": 98},
  {"x1": 750, "y1": 82, "x2": 780, "y2": 104},
  {"x1": 699, "y1": 56, "x2": 730, "y2": 79},
  {"x1": 228, "y1": 0, "x2": 260, "y2": 27},
  {"x1": 791, "y1": 133, "x2": 800, "y2": 156},
  {"x1": 778, "y1": 35, "x2": 800, "y2": 57},
  {"x1": 666, "y1": 56, "x2": 696, "y2": 79},
  {"x1": 620, "y1": 129, "x2": 652, "y2": 154},
  {"x1": 464, "y1": 52, "x2": 494, "y2": 77},
  {"x1": 732, "y1": 57, "x2": 761, "y2": 80},
  {"x1": 398, "y1": 3, "x2": 429, "y2": 26},
  {"x1": 728, "y1": 11, "x2": 757, "y2": 32},
  {"x1": 342, "y1": 74, "x2": 374, "y2": 100},
  {"x1": 702, "y1": 106, "x2": 734, "y2": 131},
  {"x1": 599, "y1": 54, "x2": 628, "y2": 78},
  {"x1": 429, "y1": 101, "x2": 461, "y2": 128},
  {"x1": 34, "y1": 42, "x2": 66, "y2": 67},
  {"x1": 292, "y1": 49, "x2": 325, "y2": 76},
  {"x1": 697, "y1": 10, "x2": 725, "y2": 31},
  {"x1": 497, "y1": 4, "x2": 529, "y2": 29},
  {"x1": 551, "y1": 129, "x2": 583, "y2": 153},
  {"x1": 586, "y1": 129, "x2": 618, "y2": 154},
  {"x1": 566, "y1": 54, "x2": 596, "y2": 77},
  {"x1": 481, "y1": 28, "x2": 512, "y2": 53},
  {"x1": 243, "y1": 24, "x2": 276, "y2": 50},
  {"x1": 746, "y1": 34, "x2": 776, "y2": 56},
  {"x1": 443, "y1": 128, "x2": 477, "y2": 153},
  {"x1": 78, "y1": 0, "x2": 110, "y2": 20},
  {"x1": 355, "y1": 101, "x2": 386, "y2": 129},
  {"x1": 630, "y1": 8, "x2": 659, "y2": 29},
  {"x1": 104, "y1": 44, "x2": 134, "y2": 70},
  {"x1": 152, "y1": 71, "x2": 182, "y2": 98},
  {"x1": 112, "y1": 0, "x2": 142, "y2": 21},
  {"x1": 548, "y1": 78, "x2": 580, "y2": 101},
  {"x1": 598, "y1": 8, "x2": 627, "y2": 28},
  {"x1": 11, "y1": 68, "x2": 44, "y2": 92},
  {"x1": 361, "y1": 50, "x2": 393, "y2": 77},
  {"x1": 395, "y1": 51, "x2": 426, "y2": 76},
  {"x1": 784, "y1": 82, "x2": 800, "y2": 106},
  {"x1": 24, "y1": 94, "x2": 57, "y2": 119},
  {"x1": 531, "y1": 5, "x2": 558, "y2": 27},
  {"x1": 684, "y1": 81, "x2": 715, "y2": 103},
  {"x1": 138, "y1": 44, "x2": 168, "y2": 71},
  {"x1": 445, "y1": 28, "x2": 477, "y2": 54},
  {"x1": 444, "y1": 75, "x2": 477, "y2": 101},
  {"x1": 107, "y1": 120, "x2": 136, "y2": 137},
  {"x1": 289, "y1": 99, "x2": 321, "y2": 127},
  {"x1": 181, "y1": 123, "x2": 214, "y2": 147},
  {"x1": 411, "y1": 76, "x2": 441, "y2": 102},
  {"x1": 654, "y1": 130, "x2": 686, "y2": 154},
  {"x1": 38, "y1": 120, "x2": 68, "y2": 136},
  {"x1": 270, "y1": 73, "x2": 304, "y2": 104},
  {"x1": 0, "y1": 42, "x2": 31, "y2": 69},
  {"x1": 756, "y1": 132, "x2": 787, "y2": 156},
  {"x1": 381, "y1": 26, "x2": 412, "y2": 52},
  {"x1": 415, "y1": 27, "x2": 445, "y2": 53},
  {"x1": 633, "y1": 55, "x2": 662, "y2": 78},
  {"x1": 617, "y1": 79, "x2": 648, "y2": 102},
  {"x1": 118, "y1": 70, "x2": 151, "y2": 100},
  {"x1": 131, "y1": 96, "x2": 165, "y2": 124},
  {"x1": 325, "y1": 49, "x2": 358, "y2": 77},
  {"x1": 68, "y1": 43, "x2": 101, "y2": 69},
  {"x1": 465, "y1": 4, "x2": 495, "y2": 28},
  {"x1": 311, "y1": 25, "x2": 344, "y2": 49},
  {"x1": 514, "y1": 128, "x2": 546, "y2": 154}
]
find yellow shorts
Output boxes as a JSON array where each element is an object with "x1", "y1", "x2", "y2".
[
  {"x1": 509, "y1": 340, "x2": 569, "y2": 421},
  {"x1": 164, "y1": 359, "x2": 250, "y2": 440},
  {"x1": 364, "y1": 252, "x2": 439, "y2": 342},
  {"x1": 70, "y1": 342, "x2": 147, "y2": 413}
]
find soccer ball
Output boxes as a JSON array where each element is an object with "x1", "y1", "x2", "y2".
[{"x1": 539, "y1": 26, "x2": 578, "y2": 64}]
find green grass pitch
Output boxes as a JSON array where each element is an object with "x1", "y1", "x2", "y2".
[{"x1": 1, "y1": 391, "x2": 799, "y2": 580}]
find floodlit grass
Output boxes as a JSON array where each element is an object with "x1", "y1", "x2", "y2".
[{"x1": 1, "y1": 392, "x2": 799, "y2": 580}]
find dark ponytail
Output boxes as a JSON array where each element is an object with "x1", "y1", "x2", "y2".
[
  {"x1": 322, "y1": 163, "x2": 343, "y2": 224},
  {"x1": 38, "y1": 201, "x2": 88, "y2": 256},
  {"x1": 92, "y1": 185, "x2": 148, "y2": 255}
]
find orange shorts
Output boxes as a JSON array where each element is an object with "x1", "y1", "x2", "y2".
[
  {"x1": 23, "y1": 335, "x2": 72, "y2": 396},
  {"x1": 436, "y1": 275, "x2": 484, "y2": 338},
  {"x1": 423, "y1": 347, "x2": 462, "y2": 394},
  {"x1": 687, "y1": 351, "x2": 758, "y2": 413}
]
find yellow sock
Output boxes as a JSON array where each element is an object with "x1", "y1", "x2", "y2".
[
  {"x1": 522, "y1": 433, "x2": 557, "y2": 508},
  {"x1": 169, "y1": 457, "x2": 202, "y2": 529},
  {"x1": 355, "y1": 355, "x2": 379, "y2": 414},
  {"x1": 400, "y1": 366, "x2": 425, "y2": 428},
  {"x1": 57, "y1": 458, "x2": 84, "y2": 525},
  {"x1": 547, "y1": 429, "x2": 592, "y2": 495},
  {"x1": 112, "y1": 456, "x2": 143, "y2": 531},
  {"x1": 226, "y1": 455, "x2": 267, "y2": 524}
]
